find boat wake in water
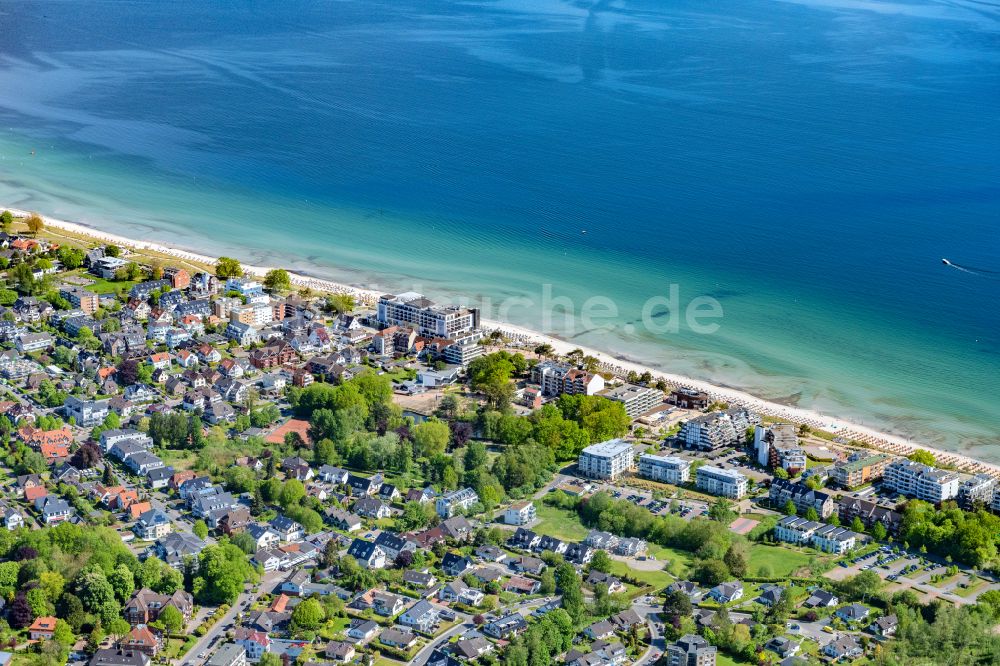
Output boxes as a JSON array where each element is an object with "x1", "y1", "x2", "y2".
[{"x1": 941, "y1": 258, "x2": 1000, "y2": 278}]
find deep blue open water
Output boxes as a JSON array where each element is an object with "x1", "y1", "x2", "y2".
[{"x1": 0, "y1": 0, "x2": 997, "y2": 455}]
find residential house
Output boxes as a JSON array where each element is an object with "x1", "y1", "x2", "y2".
[
  {"x1": 708, "y1": 582, "x2": 743, "y2": 604},
  {"x1": 346, "y1": 539, "x2": 386, "y2": 569},
  {"x1": 398, "y1": 600, "x2": 440, "y2": 633}
]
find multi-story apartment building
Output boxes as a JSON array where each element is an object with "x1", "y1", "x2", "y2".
[
  {"x1": 828, "y1": 452, "x2": 893, "y2": 489},
  {"x1": 224, "y1": 278, "x2": 264, "y2": 298},
  {"x1": 695, "y1": 466, "x2": 748, "y2": 498},
  {"x1": 436, "y1": 488, "x2": 480, "y2": 518},
  {"x1": 578, "y1": 439, "x2": 635, "y2": 480},
  {"x1": 377, "y1": 292, "x2": 479, "y2": 339},
  {"x1": 63, "y1": 396, "x2": 111, "y2": 427},
  {"x1": 531, "y1": 361, "x2": 604, "y2": 397},
  {"x1": 504, "y1": 501, "x2": 536, "y2": 526},
  {"x1": 837, "y1": 496, "x2": 903, "y2": 535},
  {"x1": 754, "y1": 423, "x2": 806, "y2": 474},
  {"x1": 59, "y1": 287, "x2": 99, "y2": 314},
  {"x1": 769, "y1": 478, "x2": 834, "y2": 519},
  {"x1": 666, "y1": 634, "x2": 716, "y2": 666},
  {"x1": 666, "y1": 388, "x2": 710, "y2": 410},
  {"x1": 882, "y1": 460, "x2": 959, "y2": 503},
  {"x1": 957, "y1": 473, "x2": 996, "y2": 510},
  {"x1": 679, "y1": 408, "x2": 759, "y2": 451},
  {"x1": 601, "y1": 384, "x2": 662, "y2": 418},
  {"x1": 775, "y1": 516, "x2": 858, "y2": 554},
  {"x1": 638, "y1": 454, "x2": 691, "y2": 485}
]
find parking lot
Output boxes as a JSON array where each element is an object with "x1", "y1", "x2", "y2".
[{"x1": 828, "y1": 545, "x2": 1000, "y2": 604}]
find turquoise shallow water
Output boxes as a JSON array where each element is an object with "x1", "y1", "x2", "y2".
[{"x1": 0, "y1": 0, "x2": 997, "y2": 456}]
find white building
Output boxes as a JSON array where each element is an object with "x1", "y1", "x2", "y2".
[
  {"x1": 436, "y1": 488, "x2": 480, "y2": 518},
  {"x1": 578, "y1": 439, "x2": 635, "y2": 481},
  {"x1": 775, "y1": 516, "x2": 858, "y2": 554},
  {"x1": 882, "y1": 460, "x2": 959, "y2": 503},
  {"x1": 504, "y1": 501, "x2": 536, "y2": 526},
  {"x1": 601, "y1": 384, "x2": 662, "y2": 418},
  {"x1": 531, "y1": 361, "x2": 605, "y2": 397},
  {"x1": 63, "y1": 396, "x2": 110, "y2": 427},
  {"x1": 679, "y1": 408, "x2": 759, "y2": 451},
  {"x1": 377, "y1": 292, "x2": 479, "y2": 339},
  {"x1": 695, "y1": 466, "x2": 748, "y2": 498},
  {"x1": 638, "y1": 454, "x2": 691, "y2": 485},
  {"x1": 754, "y1": 423, "x2": 806, "y2": 473}
]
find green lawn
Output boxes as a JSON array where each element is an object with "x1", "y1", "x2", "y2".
[
  {"x1": 748, "y1": 544, "x2": 827, "y2": 578},
  {"x1": 954, "y1": 579, "x2": 986, "y2": 598},
  {"x1": 608, "y1": 558, "x2": 676, "y2": 590},
  {"x1": 533, "y1": 504, "x2": 590, "y2": 542},
  {"x1": 646, "y1": 543, "x2": 694, "y2": 579}
]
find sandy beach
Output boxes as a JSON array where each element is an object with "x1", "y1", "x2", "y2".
[{"x1": 8, "y1": 206, "x2": 997, "y2": 478}]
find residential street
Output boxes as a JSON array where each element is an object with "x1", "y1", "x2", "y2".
[{"x1": 188, "y1": 570, "x2": 284, "y2": 665}]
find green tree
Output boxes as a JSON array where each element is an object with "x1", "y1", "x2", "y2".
[
  {"x1": 192, "y1": 520, "x2": 209, "y2": 540},
  {"x1": 263, "y1": 268, "x2": 291, "y2": 292},
  {"x1": 158, "y1": 604, "x2": 184, "y2": 633},
  {"x1": 291, "y1": 597, "x2": 325, "y2": 630},
  {"x1": 280, "y1": 479, "x2": 306, "y2": 508},
  {"x1": 108, "y1": 564, "x2": 135, "y2": 603},
  {"x1": 908, "y1": 450, "x2": 936, "y2": 466},
  {"x1": 0, "y1": 210, "x2": 12, "y2": 229},
  {"x1": 804, "y1": 506, "x2": 819, "y2": 521},
  {"x1": 412, "y1": 419, "x2": 451, "y2": 458},
  {"x1": 589, "y1": 550, "x2": 613, "y2": 574},
  {"x1": 26, "y1": 212, "x2": 44, "y2": 235},
  {"x1": 870, "y1": 521, "x2": 888, "y2": 541},
  {"x1": 325, "y1": 293, "x2": 355, "y2": 315},
  {"x1": 850, "y1": 516, "x2": 866, "y2": 534},
  {"x1": 215, "y1": 256, "x2": 244, "y2": 278}
]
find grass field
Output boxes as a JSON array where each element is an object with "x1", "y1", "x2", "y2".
[
  {"x1": 749, "y1": 544, "x2": 826, "y2": 578},
  {"x1": 607, "y1": 558, "x2": 677, "y2": 589},
  {"x1": 533, "y1": 504, "x2": 590, "y2": 542}
]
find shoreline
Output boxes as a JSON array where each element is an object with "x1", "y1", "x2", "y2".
[{"x1": 8, "y1": 206, "x2": 998, "y2": 478}]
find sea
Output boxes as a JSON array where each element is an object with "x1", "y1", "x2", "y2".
[{"x1": 0, "y1": 0, "x2": 997, "y2": 458}]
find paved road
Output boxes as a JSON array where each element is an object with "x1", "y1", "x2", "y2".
[
  {"x1": 634, "y1": 602, "x2": 665, "y2": 665},
  {"x1": 187, "y1": 570, "x2": 283, "y2": 665},
  {"x1": 411, "y1": 596, "x2": 555, "y2": 666}
]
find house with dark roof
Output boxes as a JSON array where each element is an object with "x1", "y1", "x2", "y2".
[{"x1": 346, "y1": 539, "x2": 386, "y2": 569}]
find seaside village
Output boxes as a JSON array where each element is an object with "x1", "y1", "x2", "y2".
[{"x1": 0, "y1": 212, "x2": 996, "y2": 666}]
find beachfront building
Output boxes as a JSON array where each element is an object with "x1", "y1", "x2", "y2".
[
  {"x1": 775, "y1": 516, "x2": 858, "y2": 554},
  {"x1": 829, "y1": 452, "x2": 893, "y2": 489},
  {"x1": 578, "y1": 439, "x2": 635, "y2": 480},
  {"x1": 769, "y1": 479, "x2": 834, "y2": 519},
  {"x1": 667, "y1": 389, "x2": 710, "y2": 411},
  {"x1": 377, "y1": 292, "x2": 479, "y2": 339},
  {"x1": 638, "y1": 454, "x2": 691, "y2": 485},
  {"x1": 882, "y1": 460, "x2": 960, "y2": 503},
  {"x1": 531, "y1": 360, "x2": 604, "y2": 397},
  {"x1": 678, "y1": 408, "x2": 759, "y2": 451},
  {"x1": 695, "y1": 466, "x2": 748, "y2": 499},
  {"x1": 958, "y1": 473, "x2": 997, "y2": 510},
  {"x1": 601, "y1": 384, "x2": 662, "y2": 418},
  {"x1": 754, "y1": 424, "x2": 806, "y2": 474}
]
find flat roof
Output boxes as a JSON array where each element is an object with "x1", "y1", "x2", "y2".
[{"x1": 581, "y1": 439, "x2": 633, "y2": 457}]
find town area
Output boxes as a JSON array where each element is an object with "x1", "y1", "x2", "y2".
[{"x1": 0, "y1": 211, "x2": 996, "y2": 666}]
